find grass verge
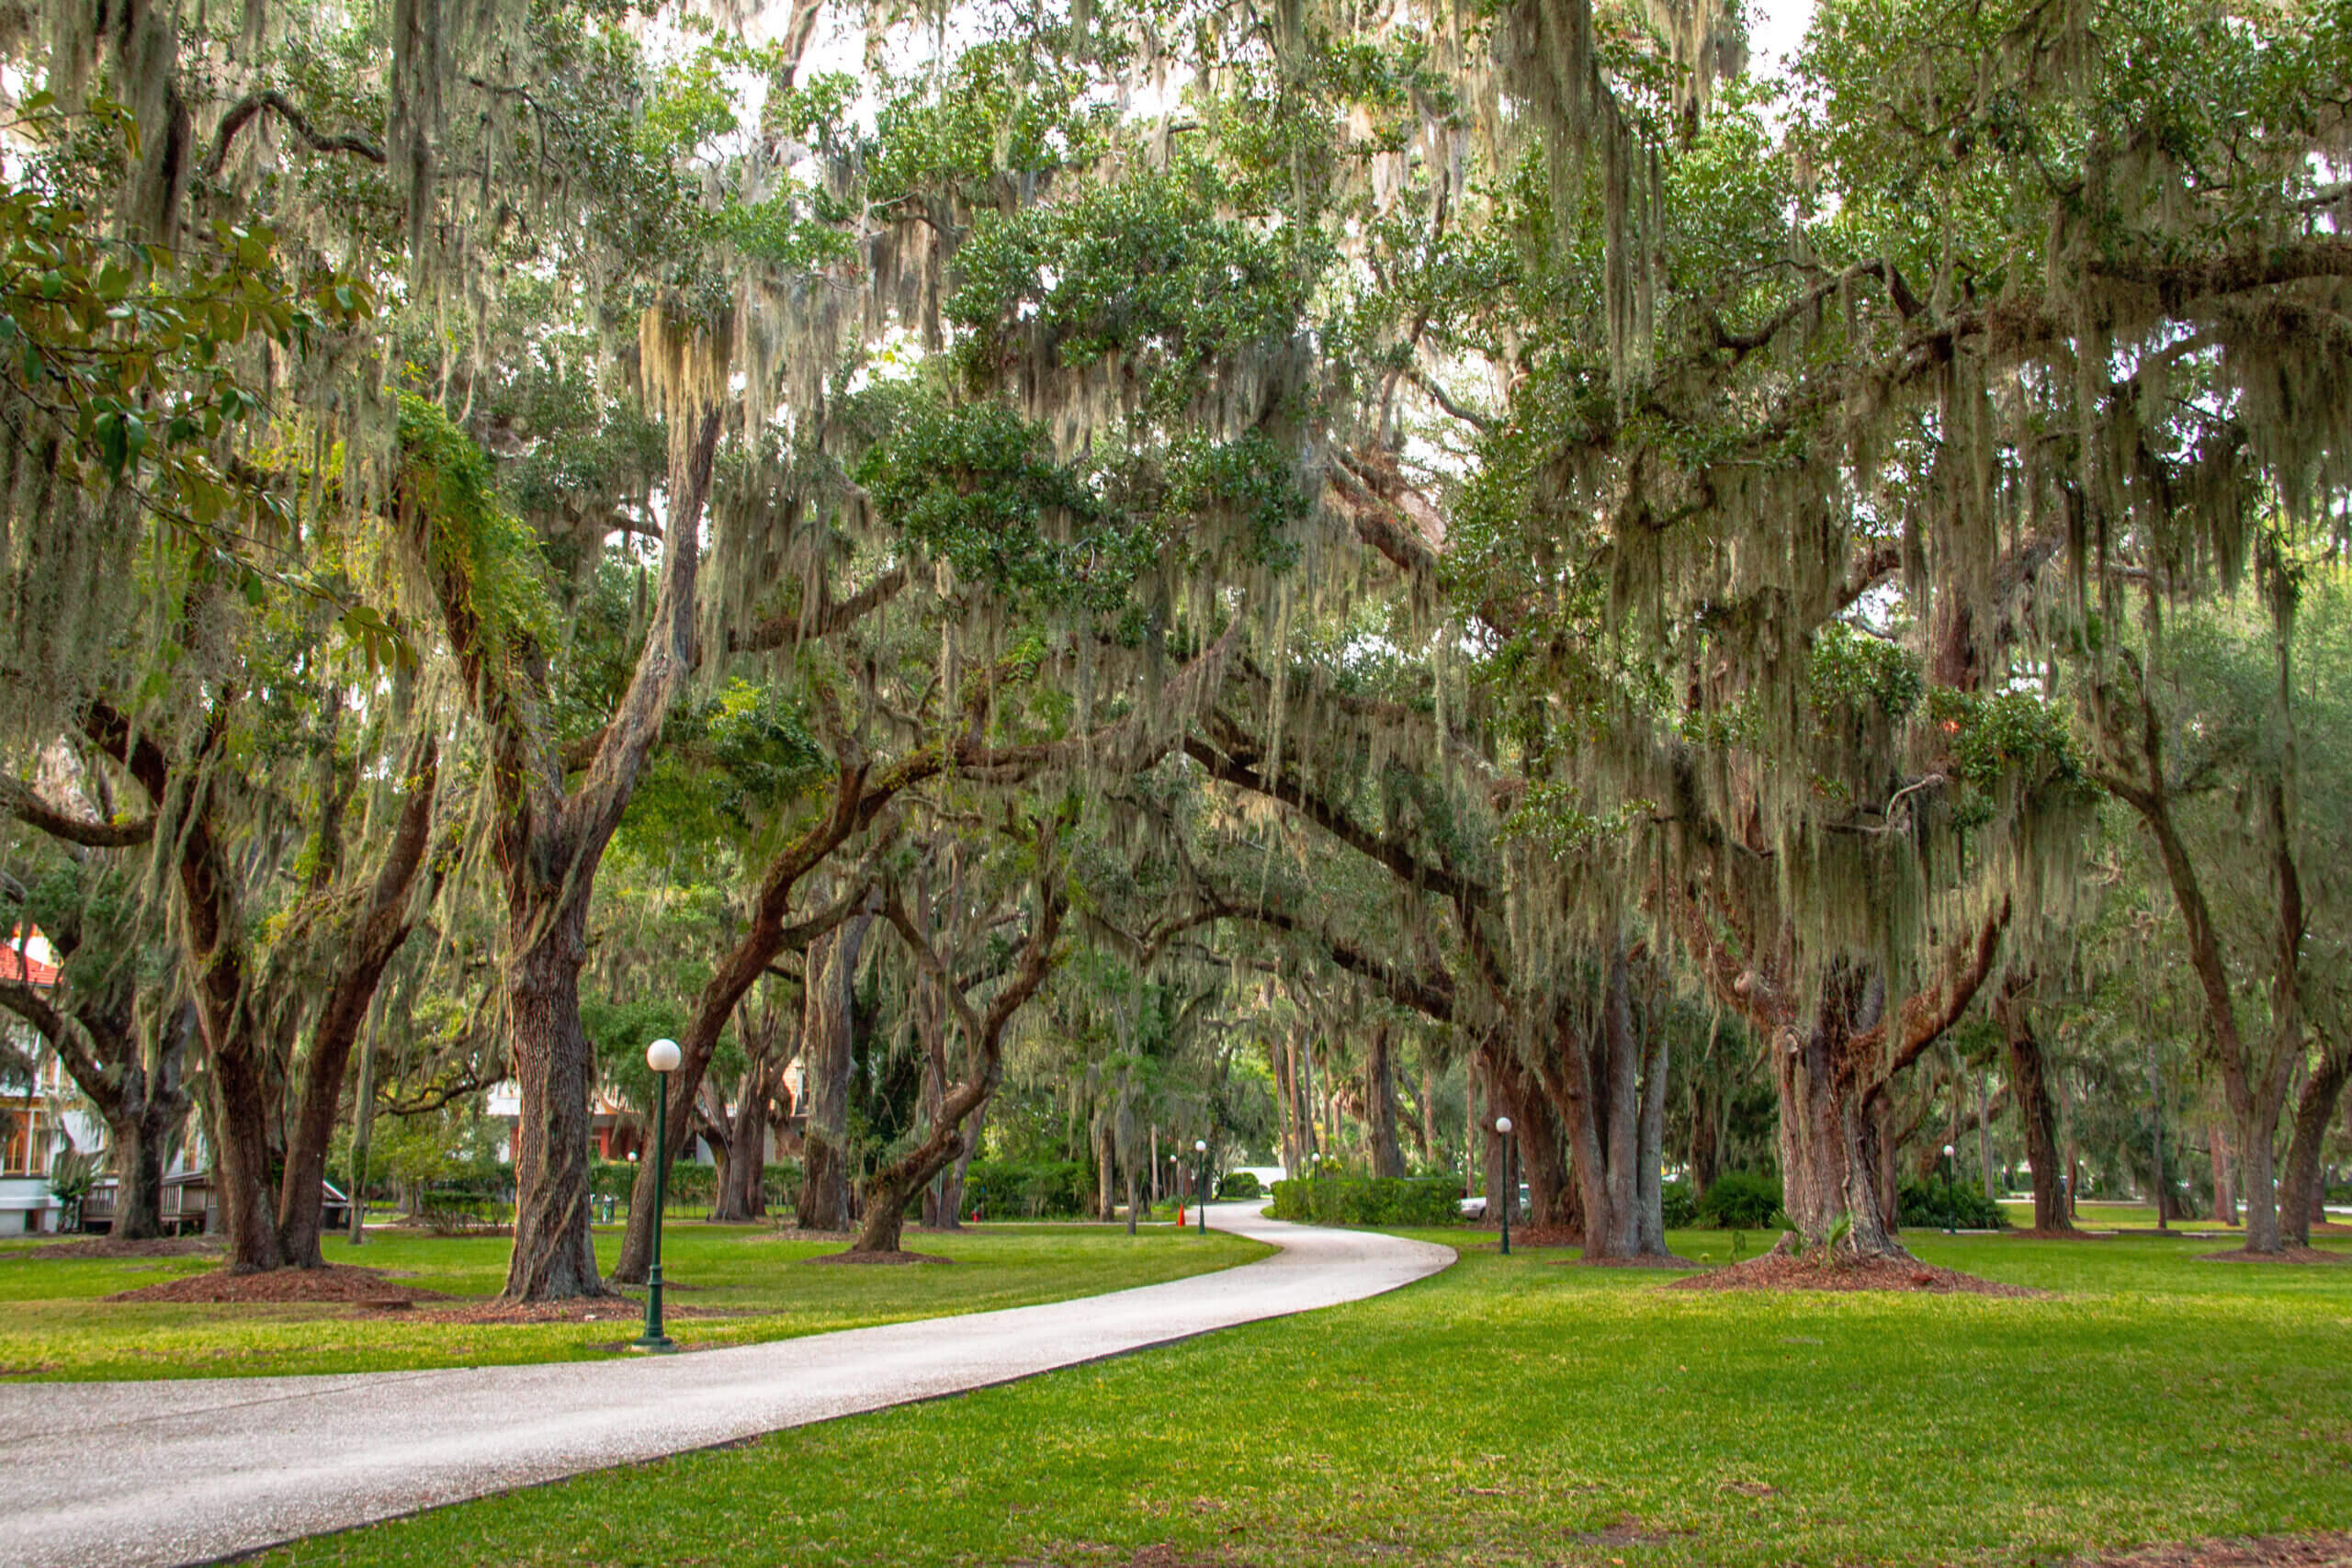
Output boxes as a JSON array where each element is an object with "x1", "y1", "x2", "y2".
[
  {"x1": 0, "y1": 1223, "x2": 1270, "y2": 1381},
  {"x1": 255, "y1": 1228, "x2": 2352, "y2": 1568}
]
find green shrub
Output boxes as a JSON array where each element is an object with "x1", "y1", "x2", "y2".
[
  {"x1": 590, "y1": 1159, "x2": 717, "y2": 1204},
  {"x1": 589, "y1": 1157, "x2": 797, "y2": 1212},
  {"x1": 425, "y1": 1169, "x2": 511, "y2": 1202},
  {"x1": 1216, "y1": 1170, "x2": 1263, "y2": 1200},
  {"x1": 1897, "y1": 1177, "x2": 2010, "y2": 1230},
  {"x1": 413, "y1": 1191, "x2": 510, "y2": 1234},
  {"x1": 1660, "y1": 1178, "x2": 1697, "y2": 1229},
  {"x1": 1694, "y1": 1170, "x2": 1785, "y2": 1230},
  {"x1": 1266, "y1": 1175, "x2": 1462, "y2": 1227},
  {"x1": 962, "y1": 1159, "x2": 1091, "y2": 1219}
]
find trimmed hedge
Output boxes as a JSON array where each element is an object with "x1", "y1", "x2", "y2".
[
  {"x1": 1267, "y1": 1175, "x2": 1463, "y2": 1227},
  {"x1": 1216, "y1": 1170, "x2": 1263, "y2": 1200},
  {"x1": 1897, "y1": 1177, "x2": 2011, "y2": 1230},
  {"x1": 1660, "y1": 1178, "x2": 1697, "y2": 1229}
]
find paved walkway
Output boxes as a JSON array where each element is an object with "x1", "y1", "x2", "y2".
[{"x1": 0, "y1": 1204, "x2": 1452, "y2": 1568}]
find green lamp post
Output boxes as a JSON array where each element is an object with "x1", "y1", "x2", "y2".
[
  {"x1": 1194, "y1": 1139, "x2": 1209, "y2": 1234},
  {"x1": 1495, "y1": 1115, "x2": 1514, "y2": 1257},
  {"x1": 632, "y1": 1037, "x2": 682, "y2": 1354}
]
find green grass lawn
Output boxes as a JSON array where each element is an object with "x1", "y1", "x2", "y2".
[
  {"x1": 0, "y1": 1222, "x2": 1269, "y2": 1382},
  {"x1": 257, "y1": 1226, "x2": 2352, "y2": 1568},
  {"x1": 1994, "y1": 1198, "x2": 2351, "y2": 1234}
]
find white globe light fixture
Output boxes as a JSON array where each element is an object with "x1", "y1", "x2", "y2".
[{"x1": 647, "y1": 1038, "x2": 682, "y2": 1073}]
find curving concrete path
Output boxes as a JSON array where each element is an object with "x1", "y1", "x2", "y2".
[{"x1": 0, "y1": 1203, "x2": 1451, "y2": 1568}]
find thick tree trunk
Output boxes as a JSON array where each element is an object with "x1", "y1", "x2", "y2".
[
  {"x1": 1366, "y1": 1025, "x2": 1406, "y2": 1178},
  {"x1": 1996, "y1": 990, "x2": 2075, "y2": 1234},
  {"x1": 1095, "y1": 1125, "x2": 1117, "y2": 1222},
  {"x1": 1775, "y1": 965, "x2": 1908, "y2": 1259},
  {"x1": 501, "y1": 921, "x2": 605, "y2": 1300},
  {"x1": 2235, "y1": 1101, "x2": 2283, "y2": 1253},
  {"x1": 107, "y1": 1108, "x2": 165, "y2": 1241},
  {"x1": 1536, "y1": 951, "x2": 1671, "y2": 1260},
  {"x1": 2214, "y1": 1037, "x2": 2297, "y2": 1254},
  {"x1": 209, "y1": 1036, "x2": 284, "y2": 1274},
  {"x1": 851, "y1": 1134, "x2": 939, "y2": 1255},
  {"x1": 2278, "y1": 1054, "x2": 2346, "y2": 1247}
]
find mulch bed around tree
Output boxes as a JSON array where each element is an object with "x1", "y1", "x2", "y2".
[
  {"x1": 2, "y1": 1235, "x2": 223, "y2": 1261},
  {"x1": 104, "y1": 1263, "x2": 455, "y2": 1307},
  {"x1": 804, "y1": 1248, "x2": 954, "y2": 1265},
  {"x1": 1564, "y1": 1252, "x2": 1702, "y2": 1269},
  {"x1": 2198, "y1": 1246, "x2": 2352, "y2": 1264},
  {"x1": 1667, "y1": 1249, "x2": 2042, "y2": 1297},
  {"x1": 2073, "y1": 1531, "x2": 2352, "y2": 1565}
]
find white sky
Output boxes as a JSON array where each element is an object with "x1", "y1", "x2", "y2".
[{"x1": 1746, "y1": 0, "x2": 1819, "y2": 76}]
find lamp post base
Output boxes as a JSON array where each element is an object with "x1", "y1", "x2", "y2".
[{"x1": 628, "y1": 1335, "x2": 677, "y2": 1354}]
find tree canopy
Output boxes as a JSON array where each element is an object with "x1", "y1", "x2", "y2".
[{"x1": 0, "y1": 0, "x2": 2345, "y2": 1289}]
